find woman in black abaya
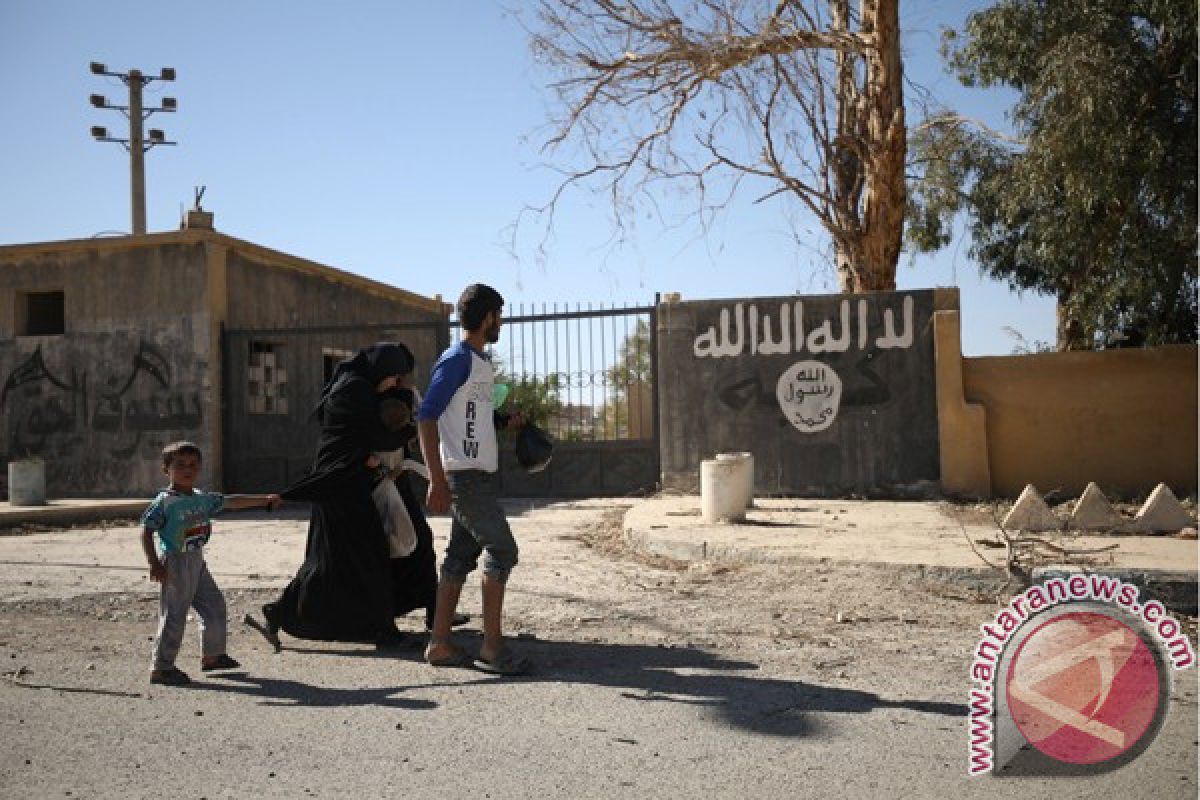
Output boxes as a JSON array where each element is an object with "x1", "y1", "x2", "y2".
[{"x1": 250, "y1": 342, "x2": 419, "y2": 647}]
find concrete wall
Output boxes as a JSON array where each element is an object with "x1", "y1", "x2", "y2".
[
  {"x1": 658, "y1": 289, "x2": 957, "y2": 495},
  {"x1": 0, "y1": 239, "x2": 217, "y2": 496},
  {"x1": 220, "y1": 246, "x2": 446, "y2": 493},
  {"x1": 961, "y1": 343, "x2": 1197, "y2": 498},
  {"x1": 0, "y1": 231, "x2": 447, "y2": 498},
  {"x1": 224, "y1": 246, "x2": 442, "y2": 329}
]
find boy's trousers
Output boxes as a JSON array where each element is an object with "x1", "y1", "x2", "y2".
[{"x1": 152, "y1": 549, "x2": 227, "y2": 671}]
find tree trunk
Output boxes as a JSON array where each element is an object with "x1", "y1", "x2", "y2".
[
  {"x1": 858, "y1": 0, "x2": 904, "y2": 292},
  {"x1": 831, "y1": 0, "x2": 904, "y2": 294},
  {"x1": 1055, "y1": 289, "x2": 1089, "y2": 350}
]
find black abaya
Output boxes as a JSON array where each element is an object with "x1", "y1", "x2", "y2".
[{"x1": 265, "y1": 374, "x2": 409, "y2": 643}]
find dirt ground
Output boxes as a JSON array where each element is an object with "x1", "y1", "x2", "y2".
[{"x1": 0, "y1": 499, "x2": 1196, "y2": 799}]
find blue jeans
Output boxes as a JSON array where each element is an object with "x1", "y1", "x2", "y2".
[{"x1": 441, "y1": 470, "x2": 518, "y2": 583}]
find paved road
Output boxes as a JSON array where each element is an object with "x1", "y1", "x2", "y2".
[{"x1": 0, "y1": 500, "x2": 1195, "y2": 798}]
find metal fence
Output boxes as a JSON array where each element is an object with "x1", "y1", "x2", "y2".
[
  {"x1": 452, "y1": 299, "x2": 659, "y2": 444},
  {"x1": 222, "y1": 300, "x2": 661, "y2": 496}
]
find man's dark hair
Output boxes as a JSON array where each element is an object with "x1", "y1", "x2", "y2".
[
  {"x1": 162, "y1": 441, "x2": 203, "y2": 467},
  {"x1": 457, "y1": 283, "x2": 504, "y2": 332}
]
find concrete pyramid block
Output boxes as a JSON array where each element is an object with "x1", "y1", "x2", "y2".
[
  {"x1": 1002, "y1": 484, "x2": 1062, "y2": 532},
  {"x1": 1068, "y1": 482, "x2": 1126, "y2": 531},
  {"x1": 1132, "y1": 483, "x2": 1195, "y2": 533}
]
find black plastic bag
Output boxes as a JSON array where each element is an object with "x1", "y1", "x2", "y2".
[{"x1": 516, "y1": 423, "x2": 554, "y2": 473}]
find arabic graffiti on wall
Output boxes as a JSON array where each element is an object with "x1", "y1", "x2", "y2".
[
  {"x1": 660, "y1": 290, "x2": 940, "y2": 493},
  {"x1": 693, "y1": 296, "x2": 914, "y2": 359},
  {"x1": 776, "y1": 361, "x2": 842, "y2": 433},
  {"x1": 1, "y1": 339, "x2": 204, "y2": 461}
]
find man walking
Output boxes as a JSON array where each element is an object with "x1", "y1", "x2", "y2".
[{"x1": 418, "y1": 283, "x2": 530, "y2": 674}]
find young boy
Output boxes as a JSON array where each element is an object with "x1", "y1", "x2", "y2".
[{"x1": 141, "y1": 441, "x2": 280, "y2": 686}]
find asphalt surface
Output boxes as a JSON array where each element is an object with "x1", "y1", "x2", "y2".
[{"x1": 0, "y1": 499, "x2": 1196, "y2": 799}]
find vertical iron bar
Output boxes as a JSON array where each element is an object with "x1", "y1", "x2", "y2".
[
  {"x1": 587, "y1": 302, "x2": 595, "y2": 441},
  {"x1": 541, "y1": 302, "x2": 549, "y2": 434},
  {"x1": 577, "y1": 302, "x2": 584, "y2": 440},
  {"x1": 650, "y1": 293, "x2": 662, "y2": 485},
  {"x1": 553, "y1": 302, "x2": 560, "y2": 439},
  {"x1": 622, "y1": 310, "x2": 631, "y2": 440},
  {"x1": 600, "y1": 302, "x2": 609, "y2": 439}
]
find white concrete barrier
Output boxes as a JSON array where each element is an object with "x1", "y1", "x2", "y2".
[
  {"x1": 716, "y1": 451, "x2": 755, "y2": 508},
  {"x1": 702, "y1": 457, "x2": 747, "y2": 523},
  {"x1": 8, "y1": 459, "x2": 47, "y2": 506}
]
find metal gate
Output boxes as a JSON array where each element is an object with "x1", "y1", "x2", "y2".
[
  {"x1": 459, "y1": 299, "x2": 660, "y2": 497},
  {"x1": 221, "y1": 319, "x2": 447, "y2": 492},
  {"x1": 221, "y1": 299, "x2": 659, "y2": 497}
]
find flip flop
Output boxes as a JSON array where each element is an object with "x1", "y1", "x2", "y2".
[
  {"x1": 474, "y1": 647, "x2": 532, "y2": 676},
  {"x1": 242, "y1": 613, "x2": 282, "y2": 653},
  {"x1": 150, "y1": 667, "x2": 191, "y2": 686},
  {"x1": 426, "y1": 645, "x2": 474, "y2": 668},
  {"x1": 201, "y1": 654, "x2": 241, "y2": 672}
]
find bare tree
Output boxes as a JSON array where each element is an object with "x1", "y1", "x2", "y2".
[{"x1": 526, "y1": 0, "x2": 905, "y2": 292}]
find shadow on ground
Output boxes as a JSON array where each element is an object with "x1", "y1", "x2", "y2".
[{"x1": 240, "y1": 631, "x2": 965, "y2": 738}]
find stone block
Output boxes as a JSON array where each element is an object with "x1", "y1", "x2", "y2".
[
  {"x1": 1068, "y1": 482, "x2": 1126, "y2": 532},
  {"x1": 1002, "y1": 484, "x2": 1061, "y2": 532},
  {"x1": 1132, "y1": 483, "x2": 1195, "y2": 533}
]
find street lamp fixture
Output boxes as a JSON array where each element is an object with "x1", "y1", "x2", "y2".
[{"x1": 88, "y1": 61, "x2": 180, "y2": 234}]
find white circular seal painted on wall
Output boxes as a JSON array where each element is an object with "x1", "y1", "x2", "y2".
[{"x1": 776, "y1": 360, "x2": 842, "y2": 433}]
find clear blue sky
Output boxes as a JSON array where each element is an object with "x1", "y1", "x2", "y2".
[{"x1": 0, "y1": 1, "x2": 1055, "y2": 355}]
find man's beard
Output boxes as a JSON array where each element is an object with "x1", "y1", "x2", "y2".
[{"x1": 486, "y1": 320, "x2": 501, "y2": 343}]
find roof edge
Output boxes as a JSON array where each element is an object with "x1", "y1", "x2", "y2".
[{"x1": 0, "y1": 229, "x2": 443, "y2": 314}]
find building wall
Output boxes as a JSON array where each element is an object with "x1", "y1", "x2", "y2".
[
  {"x1": 224, "y1": 247, "x2": 441, "y2": 329},
  {"x1": 220, "y1": 250, "x2": 446, "y2": 492},
  {"x1": 658, "y1": 289, "x2": 957, "y2": 495},
  {"x1": 0, "y1": 240, "x2": 217, "y2": 496},
  {"x1": 961, "y1": 344, "x2": 1198, "y2": 498}
]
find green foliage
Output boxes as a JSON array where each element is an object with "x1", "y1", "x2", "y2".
[
  {"x1": 597, "y1": 320, "x2": 652, "y2": 439},
  {"x1": 908, "y1": 0, "x2": 1197, "y2": 348},
  {"x1": 492, "y1": 358, "x2": 563, "y2": 435}
]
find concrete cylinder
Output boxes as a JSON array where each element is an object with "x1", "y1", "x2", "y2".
[
  {"x1": 716, "y1": 452, "x2": 755, "y2": 508},
  {"x1": 8, "y1": 459, "x2": 46, "y2": 506},
  {"x1": 701, "y1": 458, "x2": 745, "y2": 523}
]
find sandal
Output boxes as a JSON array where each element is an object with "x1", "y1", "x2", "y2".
[
  {"x1": 426, "y1": 644, "x2": 474, "y2": 668},
  {"x1": 201, "y1": 654, "x2": 241, "y2": 672},
  {"x1": 474, "y1": 647, "x2": 533, "y2": 676},
  {"x1": 242, "y1": 612, "x2": 282, "y2": 653},
  {"x1": 150, "y1": 667, "x2": 191, "y2": 686}
]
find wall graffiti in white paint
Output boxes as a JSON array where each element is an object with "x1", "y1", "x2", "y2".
[
  {"x1": 693, "y1": 295, "x2": 914, "y2": 359},
  {"x1": 776, "y1": 361, "x2": 843, "y2": 433}
]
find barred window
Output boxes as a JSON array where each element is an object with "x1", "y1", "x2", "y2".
[{"x1": 247, "y1": 341, "x2": 288, "y2": 414}]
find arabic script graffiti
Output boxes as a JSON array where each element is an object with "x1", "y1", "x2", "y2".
[
  {"x1": 1, "y1": 340, "x2": 203, "y2": 459},
  {"x1": 776, "y1": 360, "x2": 843, "y2": 433},
  {"x1": 694, "y1": 296, "x2": 915, "y2": 359}
]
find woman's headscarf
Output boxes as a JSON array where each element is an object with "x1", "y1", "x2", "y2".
[{"x1": 313, "y1": 342, "x2": 415, "y2": 420}]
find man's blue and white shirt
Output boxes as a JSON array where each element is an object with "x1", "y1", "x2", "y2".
[{"x1": 417, "y1": 341, "x2": 497, "y2": 473}]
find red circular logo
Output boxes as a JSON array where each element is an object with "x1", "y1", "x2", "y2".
[{"x1": 1006, "y1": 611, "x2": 1161, "y2": 765}]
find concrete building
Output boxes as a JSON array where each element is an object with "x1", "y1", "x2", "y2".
[{"x1": 0, "y1": 219, "x2": 445, "y2": 497}]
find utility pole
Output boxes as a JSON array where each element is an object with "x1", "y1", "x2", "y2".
[{"x1": 89, "y1": 63, "x2": 177, "y2": 235}]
